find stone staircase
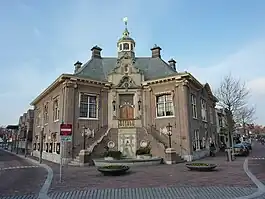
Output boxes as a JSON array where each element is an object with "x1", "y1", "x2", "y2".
[
  {"x1": 145, "y1": 125, "x2": 185, "y2": 163},
  {"x1": 68, "y1": 126, "x2": 110, "y2": 166}
]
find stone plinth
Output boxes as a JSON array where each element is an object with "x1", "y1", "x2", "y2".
[
  {"x1": 79, "y1": 149, "x2": 91, "y2": 166},
  {"x1": 165, "y1": 148, "x2": 178, "y2": 164}
]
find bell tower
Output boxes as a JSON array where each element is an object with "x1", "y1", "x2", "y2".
[{"x1": 117, "y1": 17, "x2": 135, "y2": 59}]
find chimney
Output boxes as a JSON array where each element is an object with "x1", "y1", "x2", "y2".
[
  {"x1": 151, "y1": 44, "x2": 162, "y2": 58},
  {"x1": 74, "y1": 61, "x2": 82, "y2": 73},
  {"x1": 168, "y1": 58, "x2": 177, "y2": 70},
  {"x1": 91, "y1": 45, "x2": 102, "y2": 58}
]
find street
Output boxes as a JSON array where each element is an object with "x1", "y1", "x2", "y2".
[{"x1": 0, "y1": 149, "x2": 47, "y2": 197}]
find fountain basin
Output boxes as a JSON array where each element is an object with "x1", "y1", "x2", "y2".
[{"x1": 93, "y1": 157, "x2": 162, "y2": 167}]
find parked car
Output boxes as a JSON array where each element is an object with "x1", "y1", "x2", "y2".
[
  {"x1": 233, "y1": 143, "x2": 249, "y2": 156},
  {"x1": 241, "y1": 142, "x2": 252, "y2": 150}
]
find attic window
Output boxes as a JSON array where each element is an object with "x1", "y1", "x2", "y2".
[
  {"x1": 123, "y1": 43, "x2": 129, "y2": 50},
  {"x1": 124, "y1": 65, "x2": 129, "y2": 73}
]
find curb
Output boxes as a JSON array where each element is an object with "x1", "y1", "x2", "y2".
[
  {"x1": 234, "y1": 157, "x2": 265, "y2": 199},
  {"x1": 0, "y1": 149, "x2": 53, "y2": 199}
]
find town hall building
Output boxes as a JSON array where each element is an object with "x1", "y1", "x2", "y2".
[{"x1": 30, "y1": 19, "x2": 218, "y2": 164}]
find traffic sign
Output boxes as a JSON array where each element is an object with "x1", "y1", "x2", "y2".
[
  {"x1": 61, "y1": 136, "x2": 72, "y2": 142},
  {"x1": 60, "y1": 124, "x2": 72, "y2": 136}
]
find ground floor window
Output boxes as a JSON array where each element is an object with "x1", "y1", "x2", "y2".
[
  {"x1": 193, "y1": 130, "x2": 200, "y2": 151},
  {"x1": 49, "y1": 143, "x2": 53, "y2": 153},
  {"x1": 56, "y1": 143, "x2": 60, "y2": 154}
]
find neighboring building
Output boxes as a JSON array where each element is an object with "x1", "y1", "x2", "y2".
[
  {"x1": 216, "y1": 108, "x2": 229, "y2": 147},
  {"x1": 18, "y1": 109, "x2": 34, "y2": 153},
  {"x1": 30, "y1": 21, "x2": 218, "y2": 163}
]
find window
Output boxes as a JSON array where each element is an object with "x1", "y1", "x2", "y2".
[
  {"x1": 191, "y1": 94, "x2": 197, "y2": 119},
  {"x1": 44, "y1": 103, "x2": 48, "y2": 124},
  {"x1": 218, "y1": 116, "x2": 223, "y2": 127},
  {"x1": 209, "y1": 107, "x2": 213, "y2": 124},
  {"x1": 79, "y1": 94, "x2": 98, "y2": 119},
  {"x1": 193, "y1": 130, "x2": 200, "y2": 151},
  {"x1": 201, "y1": 99, "x2": 207, "y2": 121},
  {"x1": 124, "y1": 65, "x2": 129, "y2": 73},
  {"x1": 36, "y1": 110, "x2": 41, "y2": 127},
  {"x1": 119, "y1": 44, "x2": 122, "y2": 51},
  {"x1": 156, "y1": 94, "x2": 174, "y2": 117},
  {"x1": 53, "y1": 99, "x2": 60, "y2": 121},
  {"x1": 123, "y1": 43, "x2": 129, "y2": 50}
]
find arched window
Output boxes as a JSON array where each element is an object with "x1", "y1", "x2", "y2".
[{"x1": 123, "y1": 43, "x2": 129, "y2": 50}]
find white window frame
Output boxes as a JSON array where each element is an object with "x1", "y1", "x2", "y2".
[
  {"x1": 191, "y1": 94, "x2": 197, "y2": 119},
  {"x1": 201, "y1": 99, "x2": 207, "y2": 122},
  {"x1": 194, "y1": 130, "x2": 200, "y2": 151},
  {"x1": 155, "y1": 94, "x2": 174, "y2": 118},
  {"x1": 53, "y1": 99, "x2": 60, "y2": 122},
  {"x1": 44, "y1": 103, "x2": 49, "y2": 125},
  {"x1": 36, "y1": 110, "x2": 41, "y2": 128},
  {"x1": 79, "y1": 93, "x2": 99, "y2": 120}
]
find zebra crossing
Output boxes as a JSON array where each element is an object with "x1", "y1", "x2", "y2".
[
  {"x1": 0, "y1": 165, "x2": 39, "y2": 171},
  {"x1": 0, "y1": 186, "x2": 259, "y2": 199},
  {"x1": 251, "y1": 157, "x2": 265, "y2": 160}
]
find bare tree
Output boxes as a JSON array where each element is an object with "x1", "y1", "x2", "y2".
[
  {"x1": 215, "y1": 74, "x2": 251, "y2": 147},
  {"x1": 236, "y1": 106, "x2": 256, "y2": 135}
]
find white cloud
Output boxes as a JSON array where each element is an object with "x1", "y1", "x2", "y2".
[
  {"x1": 185, "y1": 38, "x2": 265, "y2": 124},
  {"x1": 248, "y1": 77, "x2": 265, "y2": 96}
]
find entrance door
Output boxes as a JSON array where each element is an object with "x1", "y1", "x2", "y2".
[{"x1": 120, "y1": 105, "x2": 134, "y2": 119}]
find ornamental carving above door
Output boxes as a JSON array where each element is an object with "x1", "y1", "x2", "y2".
[{"x1": 120, "y1": 105, "x2": 134, "y2": 119}]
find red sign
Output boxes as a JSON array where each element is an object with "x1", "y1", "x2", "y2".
[{"x1": 60, "y1": 124, "x2": 72, "y2": 136}]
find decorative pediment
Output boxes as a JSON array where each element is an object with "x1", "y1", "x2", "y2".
[{"x1": 117, "y1": 76, "x2": 138, "y2": 89}]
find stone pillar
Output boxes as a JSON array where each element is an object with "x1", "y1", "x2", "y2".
[
  {"x1": 62, "y1": 80, "x2": 77, "y2": 160},
  {"x1": 165, "y1": 148, "x2": 180, "y2": 164},
  {"x1": 78, "y1": 149, "x2": 91, "y2": 166}
]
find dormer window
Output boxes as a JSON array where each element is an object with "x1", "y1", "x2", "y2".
[
  {"x1": 123, "y1": 43, "x2": 129, "y2": 50},
  {"x1": 124, "y1": 65, "x2": 129, "y2": 73}
]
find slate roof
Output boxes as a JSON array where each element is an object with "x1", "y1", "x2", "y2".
[{"x1": 74, "y1": 57, "x2": 178, "y2": 81}]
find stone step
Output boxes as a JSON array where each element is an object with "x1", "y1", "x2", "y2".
[{"x1": 68, "y1": 162, "x2": 81, "y2": 166}]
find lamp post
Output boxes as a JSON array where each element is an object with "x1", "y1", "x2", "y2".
[
  {"x1": 82, "y1": 126, "x2": 88, "y2": 150},
  {"x1": 82, "y1": 125, "x2": 94, "y2": 150},
  {"x1": 112, "y1": 100, "x2": 116, "y2": 111},
  {"x1": 166, "y1": 123, "x2": 173, "y2": 148},
  {"x1": 138, "y1": 100, "x2": 141, "y2": 111},
  {"x1": 39, "y1": 127, "x2": 44, "y2": 164}
]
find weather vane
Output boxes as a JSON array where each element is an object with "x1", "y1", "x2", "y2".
[{"x1": 123, "y1": 17, "x2": 128, "y2": 27}]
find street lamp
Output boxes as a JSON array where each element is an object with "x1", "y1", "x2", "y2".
[
  {"x1": 112, "y1": 100, "x2": 116, "y2": 111},
  {"x1": 82, "y1": 126, "x2": 88, "y2": 150},
  {"x1": 166, "y1": 123, "x2": 173, "y2": 148},
  {"x1": 138, "y1": 100, "x2": 141, "y2": 111},
  {"x1": 82, "y1": 125, "x2": 94, "y2": 150}
]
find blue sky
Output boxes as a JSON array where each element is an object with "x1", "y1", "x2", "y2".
[{"x1": 0, "y1": 0, "x2": 265, "y2": 125}]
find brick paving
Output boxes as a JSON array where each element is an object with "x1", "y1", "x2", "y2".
[
  {"x1": 2, "y1": 145, "x2": 261, "y2": 199},
  {"x1": 25, "y1": 152, "x2": 254, "y2": 193}
]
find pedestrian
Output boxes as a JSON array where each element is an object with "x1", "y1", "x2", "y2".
[{"x1": 210, "y1": 143, "x2": 216, "y2": 157}]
